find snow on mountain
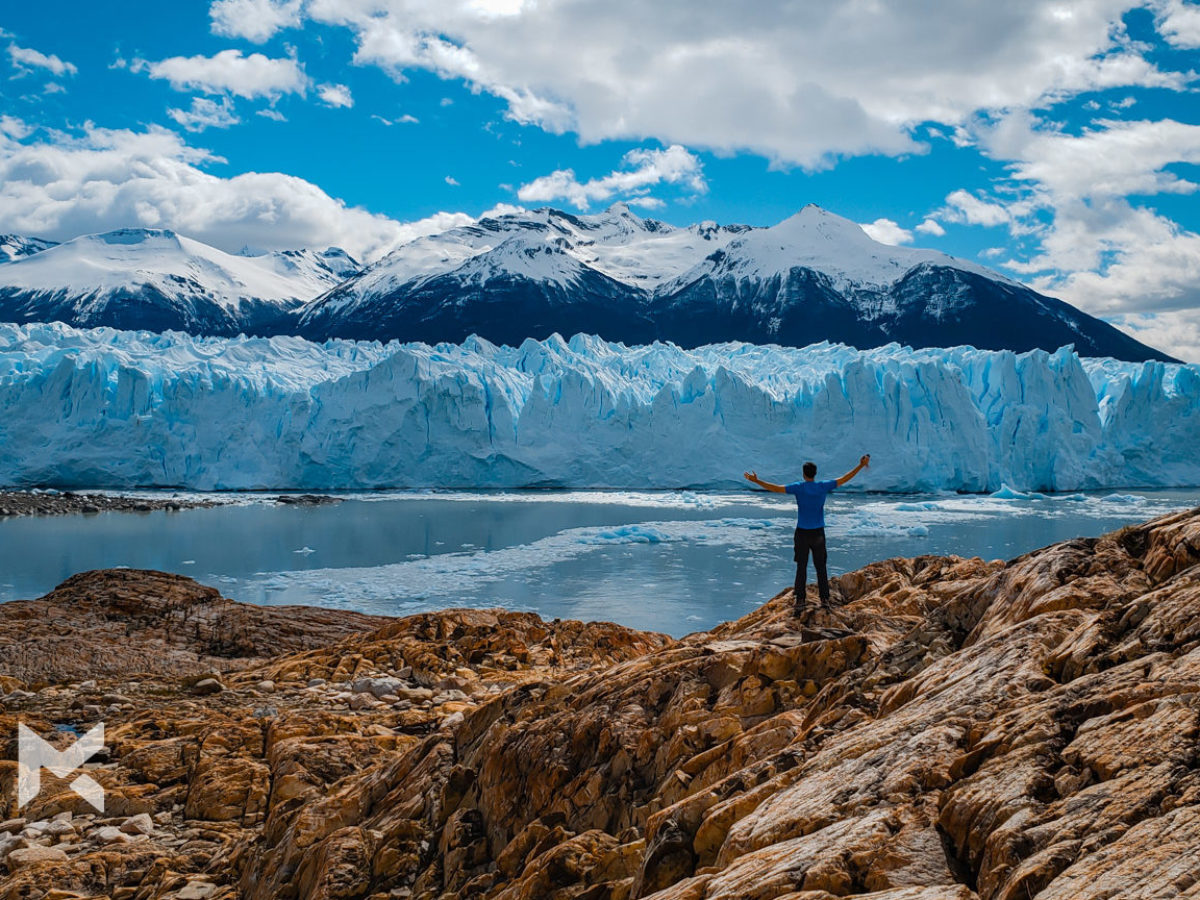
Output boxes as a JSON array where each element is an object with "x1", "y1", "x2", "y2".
[
  {"x1": 0, "y1": 229, "x2": 357, "y2": 336},
  {"x1": 0, "y1": 207, "x2": 1173, "y2": 362},
  {"x1": 0, "y1": 234, "x2": 57, "y2": 264},
  {"x1": 298, "y1": 204, "x2": 1170, "y2": 362},
  {"x1": 2, "y1": 321, "x2": 1196, "y2": 492},
  {"x1": 661, "y1": 204, "x2": 1008, "y2": 294}
]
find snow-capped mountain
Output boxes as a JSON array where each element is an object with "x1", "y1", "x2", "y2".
[
  {"x1": 647, "y1": 205, "x2": 1154, "y2": 358},
  {"x1": 297, "y1": 204, "x2": 1170, "y2": 362},
  {"x1": 295, "y1": 204, "x2": 749, "y2": 345},
  {"x1": 0, "y1": 234, "x2": 57, "y2": 264},
  {"x1": 0, "y1": 229, "x2": 359, "y2": 336},
  {"x1": 0, "y1": 206, "x2": 1172, "y2": 361}
]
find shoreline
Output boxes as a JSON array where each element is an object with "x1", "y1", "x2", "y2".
[{"x1": 0, "y1": 490, "x2": 342, "y2": 518}]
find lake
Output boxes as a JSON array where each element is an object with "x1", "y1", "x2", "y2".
[{"x1": 1, "y1": 487, "x2": 1196, "y2": 637}]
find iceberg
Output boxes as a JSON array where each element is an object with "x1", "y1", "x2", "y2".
[{"x1": 1, "y1": 321, "x2": 1197, "y2": 492}]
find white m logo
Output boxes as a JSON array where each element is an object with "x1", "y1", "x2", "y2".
[{"x1": 17, "y1": 722, "x2": 105, "y2": 813}]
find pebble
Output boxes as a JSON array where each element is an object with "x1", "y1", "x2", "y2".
[
  {"x1": 0, "y1": 818, "x2": 27, "y2": 835},
  {"x1": 191, "y1": 679, "x2": 225, "y2": 695},
  {"x1": 6, "y1": 846, "x2": 69, "y2": 867},
  {"x1": 175, "y1": 881, "x2": 218, "y2": 899},
  {"x1": 120, "y1": 813, "x2": 155, "y2": 835}
]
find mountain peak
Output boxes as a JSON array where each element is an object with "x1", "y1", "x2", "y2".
[{"x1": 774, "y1": 204, "x2": 869, "y2": 238}]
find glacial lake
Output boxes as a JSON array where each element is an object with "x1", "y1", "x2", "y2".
[{"x1": 1, "y1": 488, "x2": 1197, "y2": 637}]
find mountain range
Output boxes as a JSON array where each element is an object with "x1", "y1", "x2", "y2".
[{"x1": 0, "y1": 204, "x2": 1173, "y2": 361}]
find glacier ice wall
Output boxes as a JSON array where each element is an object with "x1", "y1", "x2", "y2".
[{"x1": 1, "y1": 321, "x2": 1197, "y2": 492}]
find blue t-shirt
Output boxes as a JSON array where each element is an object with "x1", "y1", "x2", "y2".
[{"x1": 785, "y1": 479, "x2": 838, "y2": 529}]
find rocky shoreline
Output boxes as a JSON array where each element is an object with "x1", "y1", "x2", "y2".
[
  {"x1": 1, "y1": 508, "x2": 1199, "y2": 899},
  {"x1": 0, "y1": 491, "x2": 343, "y2": 518}
]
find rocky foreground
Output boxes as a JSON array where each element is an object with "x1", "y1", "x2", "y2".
[{"x1": 2, "y1": 509, "x2": 1199, "y2": 899}]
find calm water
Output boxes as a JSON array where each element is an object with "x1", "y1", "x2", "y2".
[{"x1": 0, "y1": 488, "x2": 1196, "y2": 637}]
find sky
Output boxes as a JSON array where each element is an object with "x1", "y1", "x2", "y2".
[{"x1": 1, "y1": 0, "x2": 1199, "y2": 359}]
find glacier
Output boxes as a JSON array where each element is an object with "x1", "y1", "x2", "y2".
[{"x1": 0, "y1": 321, "x2": 1197, "y2": 492}]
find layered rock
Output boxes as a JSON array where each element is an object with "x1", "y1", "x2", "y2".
[
  {"x1": 0, "y1": 569, "x2": 389, "y2": 683},
  {"x1": 2, "y1": 508, "x2": 1199, "y2": 899}
]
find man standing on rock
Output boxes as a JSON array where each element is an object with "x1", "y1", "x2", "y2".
[{"x1": 744, "y1": 455, "x2": 870, "y2": 615}]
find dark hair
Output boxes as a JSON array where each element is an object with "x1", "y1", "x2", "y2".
[{"x1": 802, "y1": 461, "x2": 817, "y2": 479}]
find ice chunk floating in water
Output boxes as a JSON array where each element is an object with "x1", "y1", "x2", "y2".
[{"x1": 0, "y1": 321, "x2": 1198, "y2": 492}]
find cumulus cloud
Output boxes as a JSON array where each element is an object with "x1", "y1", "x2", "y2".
[
  {"x1": 275, "y1": 0, "x2": 1191, "y2": 168},
  {"x1": 168, "y1": 97, "x2": 240, "y2": 132},
  {"x1": 317, "y1": 82, "x2": 354, "y2": 108},
  {"x1": 133, "y1": 49, "x2": 307, "y2": 100},
  {"x1": 938, "y1": 111, "x2": 1200, "y2": 357},
  {"x1": 1157, "y1": 0, "x2": 1200, "y2": 48},
  {"x1": 992, "y1": 115, "x2": 1200, "y2": 199},
  {"x1": 7, "y1": 43, "x2": 78, "y2": 77},
  {"x1": 943, "y1": 189, "x2": 1017, "y2": 227},
  {"x1": 517, "y1": 144, "x2": 706, "y2": 210},
  {"x1": 860, "y1": 218, "x2": 913, "y2": 245},
  {"x1": 915, "y1": 218, "x2": 945, "y2": 236},
  {"x1": 0, "y1": 117, "x2": 466, "y2": 261},
  {"x1": 209, "y1": 0, "x2": 303, "y2": 42},
  {"x1": 1108, "y1": 310, "x2": 1200, "y2": 363}
]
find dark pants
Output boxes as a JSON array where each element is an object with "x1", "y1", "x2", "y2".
[{"x1": 794, "y1": 527, "x2": 830, "y2": 605}]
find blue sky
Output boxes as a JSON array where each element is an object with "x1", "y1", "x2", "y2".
[{"x1": 1, "y1": 0, "x2": 1199, "y2": 357}]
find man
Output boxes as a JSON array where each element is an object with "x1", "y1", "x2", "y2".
[{"x1": 744, "y1": 454, "x2": 870, "y2": 615}]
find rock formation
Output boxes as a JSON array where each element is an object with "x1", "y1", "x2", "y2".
[{"x1": 1, "y1": 508, "x2": 1198, "y2": 899}]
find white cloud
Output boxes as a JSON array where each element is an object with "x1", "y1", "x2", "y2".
[
  {"x1": 517, "y1": 144, "x2": 705, "y2": 210},
  {"x1": 209, "y1": 0, "x2": 303, "y2": 42},
  {"x1": 1021, "y1": 201, "x2": 1200, "y2": 315},
  {"x1": 257, "y1": 108, "x2": 288, "y2": 121},
  {"x1": 0, "y1": 116, "x2": 31, "y2": 140},
  {"x1": 0, "y1": 116, "x2": 468, "y2": 262},
  {"x1": 1108, "y1": 310, "x2": 1200, "y2": 363},
  {"x1": 937, "y1": 111, "x2": 1200, "y2": 358},
  {"x1": 915, "y1": 218, "x2": 945, "y2": 237},
  {"x1": 43, "y1": 82, "x2": 66, "y2": 95},
  {"x1": 134, "y1": 49, "x2": 307, "y2": 100},
  {"x1": 168, "y1": 97, "x2": 241, "y2": 132},
  {"x1": 860, "y1": 218, "x2": 913, "y2": 245},
  {"x1": 445, "y1": 175, "x2": 460, "y2": 186},
  {"x1": 943, "y1": 189, "x2": 1015, "y2": 227},
  {"x1": 371, "y1": 112, "x2": 419, "y2": 125},
  {"x1": 1157, "y1": 0, "x2": 1200, "y2": 48},
  {"x1": 991, "y1": 115, "x2": 1200, "y2": 200},
  {"x1": 317, "y1": 82, "x2": 354, "y2": 108},
  {"x1": 287, "y1": 0, "x2": 1190, "y2": 168},
  {"x1": 7, "y1": 43, "x2": 78, "y2": 77}
]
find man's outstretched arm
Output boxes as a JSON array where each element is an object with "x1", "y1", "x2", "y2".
[
  {"x1": 744, "y1": 471, "x2": 787, "y2": 493},
  {"x1": 835, "y1": 454, "x2": 871, "y2": 487}
]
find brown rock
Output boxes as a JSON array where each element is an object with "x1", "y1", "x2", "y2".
[{"x1": 2, "y1": 508, "x2": 1199, "y2": 900}]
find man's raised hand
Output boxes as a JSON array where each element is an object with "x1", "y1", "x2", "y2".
[
  {"x1": 743, "y1": 471, "x2": 758, "y2": 483},
  {"x1": 860, "y1": 454, "x2": 871, "y2": 468}
]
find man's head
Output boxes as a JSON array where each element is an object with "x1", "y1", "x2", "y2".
[{"x1": 802, "y1": 461, "x2": 817, "y2": 480}]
